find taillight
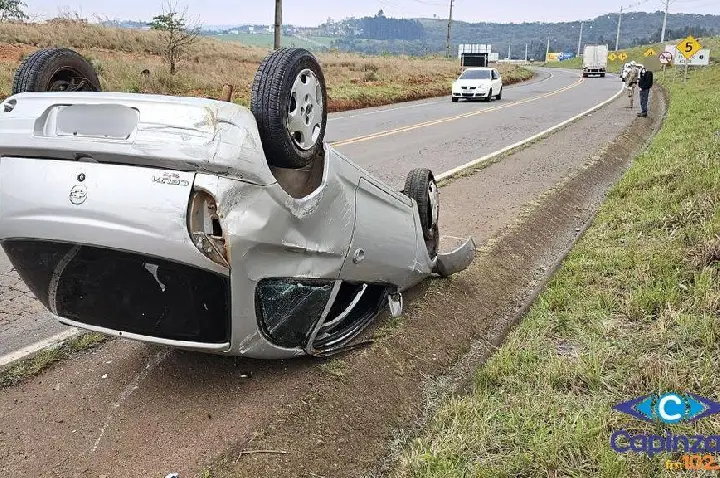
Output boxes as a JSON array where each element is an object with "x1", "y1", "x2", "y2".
[{"x1": 188, "y1": 189, "x2": 229, "y2": 267}]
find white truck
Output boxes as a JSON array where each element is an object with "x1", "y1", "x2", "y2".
[{"x1": 582, "y1": 44, "x2": 609, "y2": 78}]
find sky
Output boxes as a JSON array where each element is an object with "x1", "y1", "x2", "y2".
[{"x1": 25, "y1": 0, "x2": 720, "y2": 26}]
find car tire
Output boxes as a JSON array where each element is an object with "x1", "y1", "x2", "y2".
[
  {"x1": 403, "y1": 168, "x2": 439, "y2": 259},
  {"x1": 12, "y1": 47, "x2": 101, "y2": 94},
  {"x1": 451, "y1": 97, "x2": 458, "y2": 102},
  {"x1": 600, "y1": 73, "x2": 606, "y2": 78},
  {"x1": 496, "y1": 87, "x2": 502, "y2": 100},
  {"x1": 251, "y1": 48, "x2": 327, "y2": 169},
  {"x1": 485, "y1": 89, "x2": 493, "y2": 102}
]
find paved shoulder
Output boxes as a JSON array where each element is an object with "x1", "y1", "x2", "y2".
[{"x1": 0, "y1": 251, "x2": 66, "y2": 357}]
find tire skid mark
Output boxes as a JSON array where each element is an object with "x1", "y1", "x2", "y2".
[
  {"x1": 331, "y1": 77, "x2": 585, "y2": 147},
  {"x1": 90, "y1": 349, "x2": 170, "y2": 454}
]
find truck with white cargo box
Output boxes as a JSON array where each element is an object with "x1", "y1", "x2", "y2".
[{"x1": 582, "y1": 44, "x2": 609, "y2": 78}]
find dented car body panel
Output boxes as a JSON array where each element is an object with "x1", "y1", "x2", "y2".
[{"x1": 0, "y1": 92, "x2": 474, "y2": 359}]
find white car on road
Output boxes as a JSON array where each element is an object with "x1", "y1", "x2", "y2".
[{"x1": 451, "y1": 67, "x2": 503, "y2": 102}]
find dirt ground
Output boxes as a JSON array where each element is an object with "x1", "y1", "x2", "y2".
[{"x1": 0, "y1": 92, "x2": 665, "y2": 478}]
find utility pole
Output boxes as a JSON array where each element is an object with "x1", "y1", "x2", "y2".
[
  {"x1": 274, "y1": 0, "x2": 282, "y2": 50},
  {"x1": 446, "y1": 0, "x2": 454, "y2": 58},
  {"x1": 507, "y1": 42, "x2": 511, "y2": 60},
  {"x1": 545, "y1": 37, "x2": 550, "y2": 62},
  {"x1": 615, "y1": 6, "x2": 623, "y2": 51},
  {"x1": 525, "y1": 43, "x2": 528, "y2": 61},
  {"x1": 660, "y1": 0, "x2": 669, "y2": 43},
  {"x1": 577, "y1": 21, "x2": 584, "y2": 57}
]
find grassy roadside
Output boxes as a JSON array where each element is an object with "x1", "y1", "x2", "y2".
[
  {"x1": 0, "y1": 22, "x2": 531, "y2": 111},
  {"x1": 544, "y1": 37, "x2": 720, "y2": 72},
  {"x1": 0, "y1": 333, "x2": 106, "y2": 389},
  {"x1": 394, "y1": 62, "x2": 720, "y2": 475}
]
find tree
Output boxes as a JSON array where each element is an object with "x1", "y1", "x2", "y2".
[
  {"x1": 150, "y1": 2, "x2": 200, "y2": 75},
  {"x1": 0, "y1": 0, "x2": 28, "y2": 22}
]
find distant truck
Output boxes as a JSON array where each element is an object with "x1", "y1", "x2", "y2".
[{"x1": 582, "y1": 44, "x2": 609, "y2": 78}]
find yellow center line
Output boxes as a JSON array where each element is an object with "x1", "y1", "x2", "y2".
[{"x1": 331, "y1": 77, "x2": 586, "y2": 147}]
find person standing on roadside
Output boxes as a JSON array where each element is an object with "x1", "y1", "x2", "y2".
[
  {"x1": 637, "y1": 66, "x2": 654, "y2": 117},
  {"x1": 626, "y1": 61, "x2": 639, "y2": 107}
]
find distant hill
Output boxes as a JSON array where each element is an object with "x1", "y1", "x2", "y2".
[
  {"x1": 312, "y1": 11, "x2": 720, "y2": 57},
  {"x1": 104, "y1": 10, "x2": 720, "y2": 58}
]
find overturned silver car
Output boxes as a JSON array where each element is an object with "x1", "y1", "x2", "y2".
[{"x1": 0, "y1": 47, "x2": 475, "y2": 358}]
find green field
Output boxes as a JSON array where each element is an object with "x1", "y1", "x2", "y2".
[
  {"x1": 395, "y1": 49, "x2": 720, "y2": 476},
  {"x1": 545, "y1": 36, "x2": 720, "y2": 72},
  {"x1": 211, "y1": 32, "x2": 333, "y2": 51}
]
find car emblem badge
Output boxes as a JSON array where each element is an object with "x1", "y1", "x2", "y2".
[{"x1": 69, "y1": 184, "x2": 87, "y2": 205}]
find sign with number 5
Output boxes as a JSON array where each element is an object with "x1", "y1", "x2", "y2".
[{"x1": 676, "y1": 35, "x2": 703, "y2": 59}]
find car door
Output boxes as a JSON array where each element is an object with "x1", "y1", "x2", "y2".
[{"x1": 492, "y1": 69, "x2": 502, "y2": 91}]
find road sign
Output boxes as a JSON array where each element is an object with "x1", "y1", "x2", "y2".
[
  {"x1": 644, "y1": 48, "x2": 656, "y2": 57},
  {"x1": 673, "y1": 48, "x2": 710, "y2": 66},
  {"x1": 546, "y1": 52, "x2": 561, "y2": 62},
  {"x1": 608, "y1": 52, "x2": 617, "y2": 61},
  {"x1": 676, "y1": 35, "x2": 702, "y2": 60},
  {"x1": 659, "y1": 51, "x2": 673, "y2": 64},
  {"x1": 618, "y1": 52, "x2": 628, "y2": 61}
]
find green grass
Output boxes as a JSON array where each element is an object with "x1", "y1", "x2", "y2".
[
  {"x1": 394, "y1": 59, "x2": 720, "y2": 476},
  {"x1": 545, "y1": 36, "x2": 720, "y2": 72},
  {"x1": 0, "y1": 333, "x2": 107, "y2": 389}
]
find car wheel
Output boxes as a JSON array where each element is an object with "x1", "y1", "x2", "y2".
[
  {"x1": 485, "y1": 89, "x2": 493, "y2": 102},
  {"x1": 452, "y1": 97, "x2": 459, "y2": 102},
  {"x1": 403, "y1": 169, "x2": 439, "y2": 259},
  {"x1": 496, "y1": 87, "x2": 502, "y2": 100},
  {"x1": 251, "y1": 48, "x2": 327, "y2": 169},
  {"x1": 12, "y1": 47, "x2": 101, "y2": 94}
]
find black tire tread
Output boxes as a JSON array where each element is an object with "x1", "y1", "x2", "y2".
[
  {"x1": 12, "y1": 48, "x2": 100, "y2": 94},
  {"x1": 403, "y1": 168, "x2": 433, "y2": 236},
  {"x1": 251, "y1": 48, "x2": 327, "y2": 169},
  {"x1": 403, "y1": 168, "x2": 438, "y2": 258}
]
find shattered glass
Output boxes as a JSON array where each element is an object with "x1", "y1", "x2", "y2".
[{"x1": 256, "y1": 279, "x2": 334, "y2": 348}]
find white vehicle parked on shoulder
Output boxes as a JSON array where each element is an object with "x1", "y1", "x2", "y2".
[{"x1": 451, "y1": 67, "x2": 503, "y2": 102}]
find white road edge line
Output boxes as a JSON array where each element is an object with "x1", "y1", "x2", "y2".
[
  {"x1": 436, "y1": 82, "x2": 626, "y2": 182},
  {"x1": 0, "y1": 327, "x2": 80, "y2": 367},
  {"x1": 0, "y1": 77, "x2": 623, "y2": 370}
]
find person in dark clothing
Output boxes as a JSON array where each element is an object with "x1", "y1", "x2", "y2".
[{"x1": 637, "y1": 67, "x2": 654, "y2": 117}]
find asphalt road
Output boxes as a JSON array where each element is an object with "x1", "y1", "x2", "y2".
[
  {"x1": 0, "y1": 68, "x2": 623, "y2": 360},
  {"x1": 328, "y1": 67, "x2": 623, "y2": 188}
]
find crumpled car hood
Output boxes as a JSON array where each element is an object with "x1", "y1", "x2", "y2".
[{"x1": 0, "y1": 92, "x2": 276, "y2": 185}]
